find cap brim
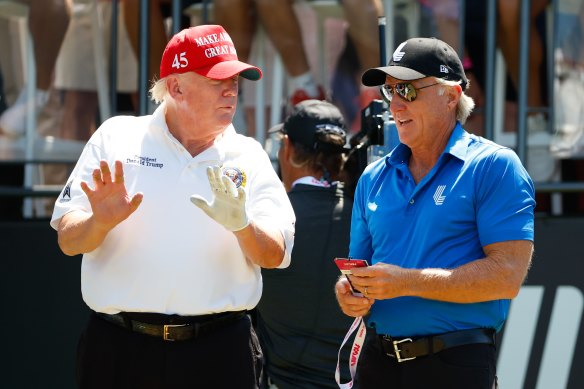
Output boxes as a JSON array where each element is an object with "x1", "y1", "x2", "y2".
[
  {"x1": 362, "y1": 66, "x2": 426, "y2": 86},
  {"x1": 199, "y1": 60, "x2": 263, "y2": 81},
  {"x1": 267, "y1": 123, "x2": 284, "y2": 134}
]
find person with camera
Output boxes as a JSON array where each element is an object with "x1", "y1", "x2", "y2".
[
  {"x1": 256, "y1": 99, "x2": 354, "y2": 388},
  {"x1": 334, "y1": 37, "x2": 535, "y2": 388},
  {"x1": 50, "y1": 24, "x2": 295, "y2": 388}
]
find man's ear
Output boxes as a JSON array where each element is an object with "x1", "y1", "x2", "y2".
[
  {"x1": 167, "y1": 76, "x2": 182, "y2": 99},
  {"x1": 282, "y1": 136, "x2": 293, "y2": 162},
  {"x1": 446, "y1": 84, "x2": 461, "y2": 110}
]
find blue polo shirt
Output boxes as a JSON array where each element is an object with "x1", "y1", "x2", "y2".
[{"x1": 350, "y1": 124, "x2": 535, "y2": 337}]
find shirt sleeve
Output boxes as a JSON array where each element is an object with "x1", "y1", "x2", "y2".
[
  {"x1": 349, "y1": 173, "x2": 374, "y2": 262},
  {"x1": 245, "y1": 145, "x2": 295, "y2": 269},
  {"x1": 50, "y1": 132, "x2": 105, "y2": 230},
  {"x1": 476, "y1": 147, "x2": 536, "y2": 246}
]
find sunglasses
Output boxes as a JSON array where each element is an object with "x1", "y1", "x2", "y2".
[{"x1": 380, "y1": 82, "x2": 440, "y2": 103}]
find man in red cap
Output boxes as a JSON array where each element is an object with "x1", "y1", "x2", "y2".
[{"x1": 50, "y1": 25, "x2": 295, "y2": 388}]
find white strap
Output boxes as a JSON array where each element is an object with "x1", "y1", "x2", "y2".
[{"x1": 335, "y1": 316, "x2": 368, "y2": 389}]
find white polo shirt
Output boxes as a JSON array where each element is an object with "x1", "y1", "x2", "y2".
[{"x1": 51, "y1": 103, "x2": 295, "y2": 315}]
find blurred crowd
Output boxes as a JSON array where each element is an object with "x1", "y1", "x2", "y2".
[{"x1": 1, "y1": 0, "x2": 584, "y2": 218}]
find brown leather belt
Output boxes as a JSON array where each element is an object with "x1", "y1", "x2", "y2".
[
  {"x1": 379, "y1": 328, "x2": 495, "y2": 362},
  {"x1": 97, "y1": 310, "x2": 247, "y2": 341}
]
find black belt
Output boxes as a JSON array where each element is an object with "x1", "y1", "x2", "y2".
[
  {"x1": 96, "y1": 310, "x2": 247, "y2": 341},
  {"x1": 379, "y1": 328, "x2": 495, "y2": 362}
]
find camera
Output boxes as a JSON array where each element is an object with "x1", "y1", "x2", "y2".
[{"x1": 346, "y1": 99, "x2": 399, "y2": 184}]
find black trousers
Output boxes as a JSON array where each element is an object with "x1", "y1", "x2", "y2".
[
  {"x1": 354, "y1": 330, "x2": 498, "y2": 389},
  {"x1": 76, "y1": 312, "x2": 263, "y2": 389}
]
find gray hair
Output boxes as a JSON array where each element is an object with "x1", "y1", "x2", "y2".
[
  {"x1": 434, "y1": 78, "x2": 475, "y2": 124},
  {"x1": 149, "y1": 75, "x2": 176, "y2": 104}
]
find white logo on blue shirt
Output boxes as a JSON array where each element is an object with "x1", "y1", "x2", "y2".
[{"x1": 433, "y1": 185, "x2": 446, "y2": 205}]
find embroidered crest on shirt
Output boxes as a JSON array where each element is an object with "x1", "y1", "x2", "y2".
[
  {"x1": 433, "y1": 185, "x2": 447, "y2": 205},
  {"x1": 222, "y1": 166, "x2": 247, "y2": 188}
]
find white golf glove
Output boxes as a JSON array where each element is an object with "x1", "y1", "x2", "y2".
[{"x1": 190, "y1": 166, "x2": 250, "y2": 231}]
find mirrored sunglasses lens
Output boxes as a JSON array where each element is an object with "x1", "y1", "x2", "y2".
[
  {"x1": 381, "y1": 83, "x2": 419, "y2": 102},
  {"x1": 396, "y1": 83, "x2": 417, "y2": 102},
  {"x1": 381, "y1": 85, "x2": 393, "y2": 101}
]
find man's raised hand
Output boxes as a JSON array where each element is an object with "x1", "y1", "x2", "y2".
[
  {"x1": 190, "y1": 166, "x2": 249, "y2": 232},
  {"x1": 80, "y1": 160, "x2": 143, "y2": 230}
]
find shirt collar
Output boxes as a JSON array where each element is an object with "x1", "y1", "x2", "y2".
[
  {"x1": 151, "y1": 102, "x2": 238, "y2": 160},
  {"x1": 150, "y1": 101, "x2": 235, "y2": 141},
  {"x1": 387, "y1": 122, "x2": 470, "y2": 168},
  {"x1": 291, "y1": 176, "x2": 335, "y2": 188},
  {"x1": 151, "y1": 101, "x2": 168, "y2": 132},
  {"x1": 443, "y1": 122, "x2": 470, "y2": 162}
]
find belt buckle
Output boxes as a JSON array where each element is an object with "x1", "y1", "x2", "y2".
[
  {"x1": 163, "y1": 324, "x2": 187, "y2": 341},
  {"x1": 392, "y1": 338, "x2": 415, "y2": 362}
]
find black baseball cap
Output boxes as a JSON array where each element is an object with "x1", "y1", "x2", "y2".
[
  {"x1": 268, "y1": 100, "x2": 348, "y2": 153},
  {"x1": 362, "y1": 37, "x2": 468, "y2": 90}
]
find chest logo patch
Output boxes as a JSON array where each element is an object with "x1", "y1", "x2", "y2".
[
  {"x1": 433, "y1": 185, "x2": 447, "y2": 205},
  {"x1": 222, "y1": 166, "x2": 247, "y2": 188}
]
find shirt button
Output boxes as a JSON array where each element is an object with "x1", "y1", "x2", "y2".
[{"x1": 409, "y1": 199, "x2": 415, "y2": 204}]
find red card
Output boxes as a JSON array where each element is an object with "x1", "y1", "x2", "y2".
[
  {"x1": 334, "y1": 258, "x2": 369, "y2": 297},
  {"x1": 334, "y1": 258, "x2": 369, "y2": 274}
]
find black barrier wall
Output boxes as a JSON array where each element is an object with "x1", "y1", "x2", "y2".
[
  {"x1": 1, "y1": 218, "x2": 582, "y2": 388},
  {"x1": 0, "y1": 221, "x2": 88, "y2": 388},
  {"x1": 499, "y1": 217, "x2": 584, "y2": 389}
]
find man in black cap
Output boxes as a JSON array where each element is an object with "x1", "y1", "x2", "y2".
[
  {"x1": 256, "y1": 99, "x2": 354, "y2": 388},
  {"x1": 334, "y1": 37, "x2": 536, "y2": 388}
]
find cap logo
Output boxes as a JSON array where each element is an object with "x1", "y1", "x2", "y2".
[
  {"x1": 171, "y1": 52, "x2": 188, "y2": 70},
  {"x1": 440, "y1": 65, "x2": 449, "y2": 74},
  {"x1": 194, "y1": 32, "x2": 237, "y2": 59},
  {"x1": 194, "y1": 32, "x2": 229, "y2": 46},
  {"x1": 392, "y1": 42, "x2": 407, "y2": 62},
  {"x1": 315, "y1": 124, "x2": 346, "y2": 137}
]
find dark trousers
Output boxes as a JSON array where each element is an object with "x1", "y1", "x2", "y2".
[
  {"x1": 354, "y1": 331, "x2": 498, "y2": 389},
  {"x1": 77, "y1": 312, "x2": 263, "y2": 389}
]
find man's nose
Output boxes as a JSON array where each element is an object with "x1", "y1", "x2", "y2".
[
  {"x1": 223, "y1": 78, "x2": 238, "y2": 96},
  {"x1": 390, "y1": 96, "x2": 406, "y2": 113}
]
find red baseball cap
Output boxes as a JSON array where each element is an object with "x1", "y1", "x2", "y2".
[{"x1": 159, "y1": 25, "x2": 262, "y2": 81}]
